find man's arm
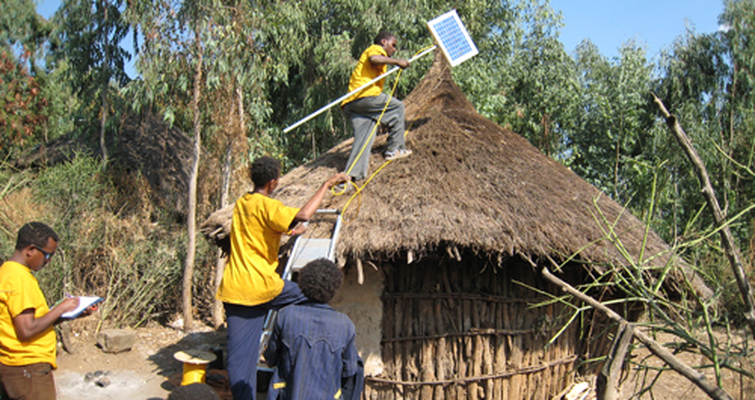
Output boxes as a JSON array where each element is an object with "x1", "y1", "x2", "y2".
[
  {"x1": 293, "y1": 173, "x2": 348, "y2": 224},
  {"x1": 369, "y1": 54, "x2": 410, "y2": 69},
  {"x1": 13, "y1": 297, "x2": 79, "y2": 341},
  {"x1": 341, "y1": 335, "x2": 363, "y2": 400}
]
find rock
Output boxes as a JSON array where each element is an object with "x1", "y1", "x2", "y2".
[
  {"x1": 83, "y1": 370, "x2": 104, "y2": 382},
  {"x1": 95, "y1": 377, "x2": 111, "y2": 388},
  {"x1": 95, "y1": 329, "x2": 135, "y2": 354}
]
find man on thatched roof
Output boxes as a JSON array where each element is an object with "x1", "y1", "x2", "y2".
[
  {"x1": 340, "y1": 31, "x2": 413, "y2": 186},
  {"x1": 217, "y1": 156, "x2": 347, "y2": 400}
]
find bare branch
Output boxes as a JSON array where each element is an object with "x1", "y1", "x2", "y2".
[{"x1": 652, "y1": 93, "x2": 755, "y2": 339}]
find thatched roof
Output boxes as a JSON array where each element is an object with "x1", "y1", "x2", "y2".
[{"x1": 202, "y1": 51, "x2": 709, "y2": 297}]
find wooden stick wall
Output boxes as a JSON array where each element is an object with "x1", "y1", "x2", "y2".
[{"x1": 363, "y1": 256, "x2": 583, "y2": 400}]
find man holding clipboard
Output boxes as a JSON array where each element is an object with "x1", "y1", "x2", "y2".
[{"x1": 0, "y1": 222, "x2": 97, "y2": 400}]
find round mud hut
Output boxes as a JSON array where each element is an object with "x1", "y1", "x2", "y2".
[{"x1": 202, "y1": 52, "x2": 709, "y2": 400}]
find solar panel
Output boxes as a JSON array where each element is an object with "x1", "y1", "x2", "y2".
[{"x1": 427, "y1": 9, "x2": 479, "y2": 67}]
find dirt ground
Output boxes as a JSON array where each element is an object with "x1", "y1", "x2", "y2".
[
  {"x1": 616, "y1": 328, "x2": 755, "y2": 400},
  {"x1": 54, "y1": 321, "x2": 230, "y2": 400},
  {"x1": 53, "y1": 322, "x2": 753, "y2": 400}
]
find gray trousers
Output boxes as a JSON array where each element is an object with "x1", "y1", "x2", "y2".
[{"x1": 342, "y1": 93, "x2": 406, "y2": 180}]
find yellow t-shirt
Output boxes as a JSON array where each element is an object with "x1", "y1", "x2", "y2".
[
  {"x1": 0, "y1": 261, "x2": 57, "y2": 368},
  {"x1": 217, "y1": 193, "x2": 299, "y2": 306},
  {"x1": 342, "y1": 44, "x2": 388, "y2": 106}
]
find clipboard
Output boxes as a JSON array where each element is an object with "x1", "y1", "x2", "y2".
[{"x1": 60, "y1": 296, "x2": 103, "y2": 319}]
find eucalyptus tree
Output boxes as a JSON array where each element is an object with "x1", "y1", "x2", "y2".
[
  {"x1": 568, "y1": 40, "x2": 656, "y2": 206},
  {"x1": 54, "y1": 0, "x2": 131, "y2": 164},
  {"x1": 482, "y1": 0, "x2": 579, "y2": 158},
  {"x1": 718, "y1": 0, "x2": 755, "y2": 228},
  {"x1": 1, "y1": 0, "x2": 53, "y2": 61}
]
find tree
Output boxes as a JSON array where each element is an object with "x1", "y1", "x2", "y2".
[
  {"x1": 568, "y1": 40, "x2": 656, "y2": 205},
  {"x1": 1, "y1": 0, "x2": 53, "y2": 64},
  {"x1": 489, "y1": 0, "x2": 579, "y2": 158},
  {"x1": 54, "y1": 0, "x2": 131, "y2": 164}
]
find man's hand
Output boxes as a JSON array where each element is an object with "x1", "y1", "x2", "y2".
[
  {"x1": 57, "y1": 297, "x2": 80, "y2": 314},
  {"x1": 326, "y1": 173, "x2": 350, "y2": 189},
  {"x1": 395, "y1": 59, "x2": 410, "y2": 69},
  {"x1": 80, "y1": 305, "x2": 98, "y2": 317},
  {"x1": 289, "y1": 222, "x2": 308, "y2": 236}
]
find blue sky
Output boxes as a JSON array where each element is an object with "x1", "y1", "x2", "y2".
[
  {"x1": 551, "y1": 0, "x2": 723, "y2": 60},
  {"x1": 36, "y1": 0, "x2": 725, "y2": 74}
]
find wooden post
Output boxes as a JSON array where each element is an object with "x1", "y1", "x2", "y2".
[{"x1": 596, "y1": 322, "x2": 634, "y2": 400}]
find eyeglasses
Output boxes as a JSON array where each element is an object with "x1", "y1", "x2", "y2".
[{"x1": 32, "y1": 245, "x2": 54, "y2": 261}]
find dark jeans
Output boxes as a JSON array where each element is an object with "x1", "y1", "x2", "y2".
[
  {"x1": 0, "y1": 362, "x2": 56, "y2": 400},
  {"x1": 224, "y1": 280, "x2": 306, "y2": 400}
]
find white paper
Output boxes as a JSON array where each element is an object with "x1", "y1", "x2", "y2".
[{"x1": 61, "y1": 296, "x2": 103, "y2": 319}]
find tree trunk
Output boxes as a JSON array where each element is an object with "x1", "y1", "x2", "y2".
[
  {"x1": 182, "y1": 43, "x2": 203, "y2": 332},
  {"x1": 213, "y1": 140, "x2": 234, "y2": 329},
  {"x1": 100, "y1": 0, "x2": 109, "y2": 165},
  {"x1": 652, "y1": 93, "x2": 755, "y2": 339},
  {"x1": 100, "y1": 84, "x2": 109, "y2": 164},
  {"x1": 596, "y1": 322, "x2": 633, "y2": 400}
]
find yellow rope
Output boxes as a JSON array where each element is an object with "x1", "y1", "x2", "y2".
[{"x1": 335, "y1": 45, "x2": 434, "y2": 223}]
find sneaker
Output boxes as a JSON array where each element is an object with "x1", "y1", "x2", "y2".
[{"x1": 384, "y1": 148, "x2": 413, "y2": 160}]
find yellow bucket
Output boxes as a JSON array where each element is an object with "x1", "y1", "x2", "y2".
[{"x1": 181, "y1": 362, "x2": 208, "y2": 385}]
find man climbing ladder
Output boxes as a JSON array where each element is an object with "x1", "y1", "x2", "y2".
[{"x1": 340, "y1": 31, "x2": 413, "y2": 185}]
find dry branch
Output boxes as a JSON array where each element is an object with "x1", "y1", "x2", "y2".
[
  {"x1": 652, "y1": 93, "x2": 755, "y2": 339},
  {"x1": 596, "y1": 322, "x2": 633, "y2": 400},
  {"x1": 541, "y1": 261, "x2": 733, "y2": 400}
]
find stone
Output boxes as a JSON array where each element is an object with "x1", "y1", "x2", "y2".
[
  {"x1": 95, "y1": 329, "x2": 135, "y2": 353},
  {"x1": 95, "y1": 376, "x2": 111, "y2": 388}
]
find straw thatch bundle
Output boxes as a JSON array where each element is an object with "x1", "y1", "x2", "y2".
[{"x1": 201, "y1": 51, "x2": 709, "y2": 299}]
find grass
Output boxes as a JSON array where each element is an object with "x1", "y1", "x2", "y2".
[{"x1": 0, "y1": 154, "x2": 218, "y2": 329}]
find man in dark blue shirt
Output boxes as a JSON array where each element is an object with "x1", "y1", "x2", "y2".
[{"x1": 264, "y1": 258, "x2": 362, "y2": 400}]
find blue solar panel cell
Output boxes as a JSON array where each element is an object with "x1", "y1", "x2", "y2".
[{"x1": 427, "y1": 10, "x2": 478, "y2": 67}]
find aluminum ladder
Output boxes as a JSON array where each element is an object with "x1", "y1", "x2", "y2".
[{"x1": 257, "y1": 209, "x2": 343, "y2": 373}]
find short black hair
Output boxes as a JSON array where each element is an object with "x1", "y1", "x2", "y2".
[
  {"x1": 167, "y1": 383, "x2": 220, "y2": 400},
  {"x1": 16, "y1": 222, "x2": 59, "y2": 251},
  {"x1": 298, "y1": 258, "x2": 343, "y2": 304},
  {"x1": 250, "y1": 156, "x2": 281, "y2": 188},
  {"x1": 374, "y1": 31, "x2": 395, "y2": 45}
]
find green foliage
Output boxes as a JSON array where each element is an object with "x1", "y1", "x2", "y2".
[
  {"x1": 1, "y1": 0, "x2": 54, "y2": 60},
  {"x1": 54, "y1": 0, "x2": 132, "y2": 95},
  {"x1": 53, "y1": 0, "x2": 132, "y2": 156},
  {"x1": 33, "y1": 153, "x2": 108, "y2": 225},
  {"x1": 538, "y1": 195, "x2": 752, "y2": 396},
  {"x1": 567, "y1": 40, "x2": 656, "y2": 205},
  {"x1": 651, "y1": 0, "x2": 755, "y2": 251}
]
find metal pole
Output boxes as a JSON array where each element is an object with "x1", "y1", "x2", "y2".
[{"x1": 283, "y1": 45, "x2": 437, "y2": 134}]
